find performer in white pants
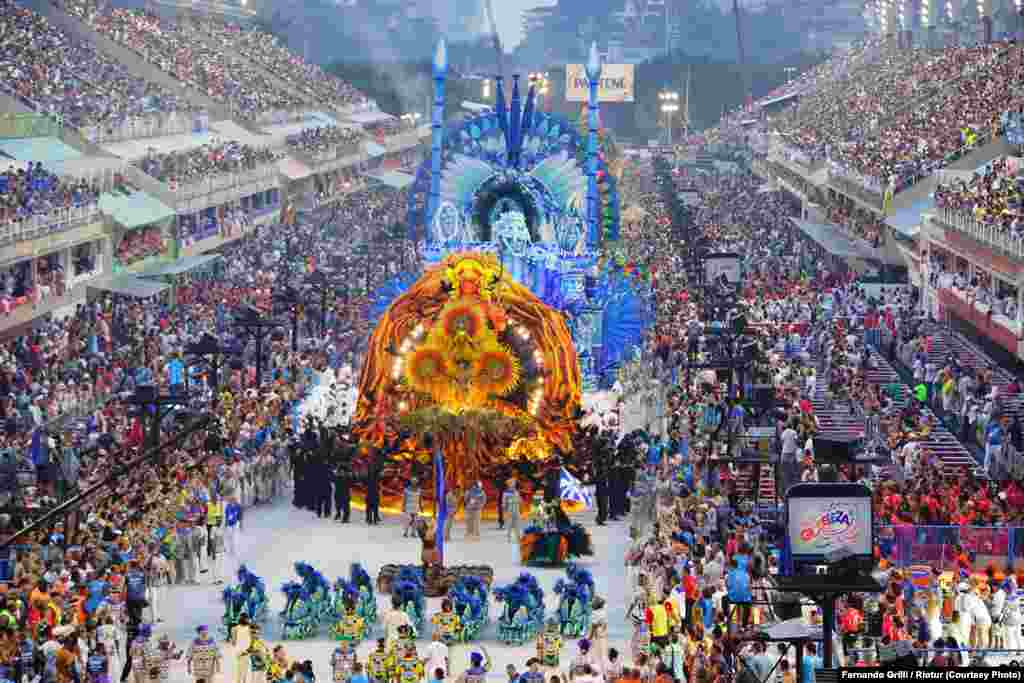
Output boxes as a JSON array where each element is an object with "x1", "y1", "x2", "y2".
[
  {"x1": 147, "y1": 552, "x2": 171, "y2": 623},
  {"x1": 1005, "y1": 578, "x2": 1023, "y2": 655},
  {"x1": 232, "y1": 615, "x2": 253, "y2": 683},
  {"x1": 209, "y1": 525, "x2": 226, "y2": 585},
  {"x1": 193, "y1": 524, "x2": 209, "y2": 578},
  {"x1": 225, "y1": 496, "x2": 243, "y2": 560},
  {"x1": 98, "y1": 614, "x2": 122, "y2": 677}
]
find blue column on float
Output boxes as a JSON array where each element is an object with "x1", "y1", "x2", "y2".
[
  {"x1": 426, "y1": 39, "x2": 448, "y2": 232},
  {"x1": 584, "y1": 42, "x2": 602, "y2": 247}
]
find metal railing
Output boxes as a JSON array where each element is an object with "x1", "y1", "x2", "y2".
[
  {"x1": 933, "y1": 206, "x2": 1024, "y2": 261},
  {"x1": 293, "y1": 140, "x2": 366, "y2": 166},
  {"x1": 127, "y1": 163, "x2": 281, "y2": 212},
  {"x1": 0, "y1": 205, "x2": 101, "y2": 247},
  {"x1": 80, "y1": 111, "x2": 198, "y2": 144},
  {"x1": 249, "y1": 108, "x2": 310, "y2": 128}
]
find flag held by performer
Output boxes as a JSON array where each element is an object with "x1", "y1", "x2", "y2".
[
  {"x1": 434, "y1": 447, "x2": 446, "y2": 566},
  {"x1": 559, "y1": 468, "x2": 593, "y2": 509}
]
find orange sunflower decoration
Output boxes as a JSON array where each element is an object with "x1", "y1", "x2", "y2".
[
  {"x1": 475, "y1": 347, "x2": 521, "y2": 396},
  {"x1": 406, "y1": 347, "x2": 449, "y2": 395}
]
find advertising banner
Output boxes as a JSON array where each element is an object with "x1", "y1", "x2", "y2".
[
  {"x1": 787, "y1": 496, "x2": 873, "y2": 559},
  {"x1": 565, "y1": 64, "x2": 635, "y2": 103}
]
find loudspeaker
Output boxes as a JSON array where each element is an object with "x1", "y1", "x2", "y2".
[{"x1": 813, "y1": 437, "x2": 858, "y2": 464}]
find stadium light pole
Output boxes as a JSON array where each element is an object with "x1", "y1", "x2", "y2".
[{"x1": 659, "y1": 90, "x2": 680, "y2": 147}]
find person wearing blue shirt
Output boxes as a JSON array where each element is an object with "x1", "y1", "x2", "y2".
[
  {"x1": 698, "y1": 588, "x2": 715, "y2": 631},
  {"x1": 167, "y1": 355, "x2": 185, "y2": 394},
  {"x1": 801, "y1": 643, "x2": 822, "y2": 683},
  {"x1": 986, "y1": 417, "x2": 1006, "y2": 478},
  {"x1": 725, "y1": 557, "x2": 752, "y2": 629},
  {"x1": 125, "y1": 560, "x2": 148, "y2": 624}
]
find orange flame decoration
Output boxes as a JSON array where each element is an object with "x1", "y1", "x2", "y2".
[{"x1": 354, "y1": 252, "x2": 582, "y2": 457}]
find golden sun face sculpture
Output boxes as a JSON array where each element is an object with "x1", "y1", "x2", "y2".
[{"x1": 354, "y1": 252, "x2": 582, "y2": 453}]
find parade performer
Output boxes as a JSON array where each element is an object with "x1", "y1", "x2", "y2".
[
  {"x1": 627, "y1": 592, "x2": 650, "y2": 663},
  {"x1": 225, "y1": 496, "x2": 244, "y2": 561},
  {"x1": 147, "y1": 635, "x2": 183, "y2": 683},
  {"x1": 96, "y1": 615, "x2": 120, "y2": 677},
  {"x1": 244, "y1": 626, "x2": 273, "y2": 683},
  {"x1": 231, "y1": 615, "x2": 253, "y2": 683},
  {"x1": 331, "y1": 597, "x2": 367, "y2": 644},
  {"x1": 391, "y1": 641, "x2": 423, "y2": 683},
  {"x1": 430, "y1": 599, "x2": 461, "y2": 645},
  {"x1": 330, "y1": 640, "x2": 357, "y2": 683},
  {"x1": 402, "y1": 479, "x2": 422, "y2": 538},
  {"x1": 146, "y1": 550, "x2": 171, "y2": 624},
  {"x1": 367, "y1": 639, "x2": 393, "y2": 683},
  {"x1": 569, "y1": 640, "x2": 594, "y2": 678},
  {"x1": 129, "y1": 624, "x2": 153, "y2": 683},
  {"x1": 186, "y1": 626, "x2": 222, "y2": 683},
  {"x1": 454, "y1": 648, "x2": 490, "y2": 683},
  {"x1": 536, "y1": 619, "x2": 562, "y2": 669},
  {"x1": 383, "y1": 596, "x2": 414, "y2": 651},
  {"x1": 86, "y1": 642, "x2": 110, "y2": 683},
  {"x1": 464, "y1": 482, "x2": 486, "y2": 541},
  {"x1": 588, "y1": 597, "x2": 609, "y2": 672},
  {"x1": 501, "y1": 479, "x2": 521, "y2": 543}
]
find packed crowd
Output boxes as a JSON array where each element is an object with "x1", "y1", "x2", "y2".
[
  {"x1": 0, "y1": 183, "x2": 427, "y2": 683},
  {"x1": 88, "y1": 9, "x2": 306, "y2": 120},
  {"x1": 286, "y1": 126, "x2": 364, "y2": 158},
  {"x1": 0, "y1": 163, "x2": 100, "y2": 225},
  {"x1": 934, "y1": 157, "x2": 1024, "y2": 234},
  {"x1": 115, "y1": 227, "x2": 166, "y2": 267},
  {"x1": 612, "y1": 159, "x2": 1024, "y2": 673},
  {"x1": 777, "y1": 40, "x2": 1019, "y2": 191},
  {"x1": 0, "y1": 0, "x2": 191, "y2": 128},
  {"x1": 135, "y1": 142, "x2": 280, "y2": 185},
  {"x1": 200, "y1": 21, "x2": 370, "y2": 111}
]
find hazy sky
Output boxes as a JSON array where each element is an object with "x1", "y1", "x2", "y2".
[{"x1": 491, "y1": 0, "x2": 530, "y2": 49}]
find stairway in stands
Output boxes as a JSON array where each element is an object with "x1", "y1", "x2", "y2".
[
  {"x1": 916, "y1": 328, "x2": 1024, "y2": 456},
  {"x1": 868, "y1": 346, "x2": 979, "y2": 475}
]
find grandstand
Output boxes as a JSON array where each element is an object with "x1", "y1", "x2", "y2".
[
  {"x1": 747, "y1": 33, "x2": 1024, "y2": 369},
  {"x1": 0, "y1": 0, "x2": 428, "y2": 331}
]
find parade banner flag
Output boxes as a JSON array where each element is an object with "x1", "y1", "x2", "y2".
[
  {"x1": 434, "y1": 447, "x2": 446, "y2": 566},
  {"x1": 559, "y1": 467, "x2": 594, "y2": 508}
]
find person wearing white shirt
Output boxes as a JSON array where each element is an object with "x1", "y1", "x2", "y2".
[
  {"x1": 425, "y1": 632, "x2": 449, "y2": 680},
  {"x1": 1004, "y1": 579, "x2": 1022, "y2": 653},
  {"x1": 966, "y1": 587, "x2": 992, "y2": 649},
  {"x1": 990, "y1": 582, "x2": 1007, "y2": 649}
]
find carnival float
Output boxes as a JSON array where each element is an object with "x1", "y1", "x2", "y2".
[{"x1": 352, "y1": 40, "x2": 650, "y2": 588}]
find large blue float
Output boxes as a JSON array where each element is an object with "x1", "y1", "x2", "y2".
[{"x1": 372, "y1": 41, "x2": 650, "y2": 388}]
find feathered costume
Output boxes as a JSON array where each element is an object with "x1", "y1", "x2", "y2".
[
  {"x1": 494, "y1": 573, "x2": 545, "y2": 645},
  {"x1": 553, "y1": 564, "x2": 595, "y2": 637},
  {"x1": 442, "y1": 576, "x2": 491, "y2": 642},
  {"x1": 520, "y1": 500, "x2": 594, "y2": 566}
]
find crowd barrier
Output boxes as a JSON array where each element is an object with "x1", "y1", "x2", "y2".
[
  {"x1": 81, "y1": 111, "x2": 197, "y2": 144},
  {"x1": 934, "y1": 206, "x2": 1024, "y2": 261},
  {"x1": 877, "y1": 524, "x2": 1024, "y2": 572},
  {"x1": 295, "y1": 140, "x2": 365, "y2": 165},
  {"x1": 0, "y1": 204, "x2": 101, "y2": 245}
]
